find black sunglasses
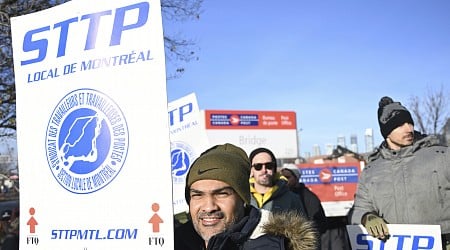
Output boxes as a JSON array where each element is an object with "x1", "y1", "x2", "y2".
[{"x1": 252, "y1": 162, "x2": 276, "y2": 171}]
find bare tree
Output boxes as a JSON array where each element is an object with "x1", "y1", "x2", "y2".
[
  {"x1": 162, "y1": 0, "x2": 202, "y2": 79},
  {"x1": 0, "y1": 0, "x2": 68, "y2": 137},
  {"x1": 0, "y1": 0, "x2": 202, "y2": 134},
  {"x1": 408, "y1": 84, "x2": 450, "y2": 135}
]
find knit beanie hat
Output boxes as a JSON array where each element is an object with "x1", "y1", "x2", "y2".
[
  {"x1": 248, "y1": 147, "x2": 277, "y2": 167},
  {"x1": 281, "y1": 164, "x2": 300, "y2": 180},
  {"x1": 185, "y1": 143, "x2": 251, "y2": 205},
  {"x1": 378, "y1": 96, "x2": 414, "y2": 139}
]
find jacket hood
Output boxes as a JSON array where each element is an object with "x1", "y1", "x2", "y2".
[{"x1": 259, "y1": 210, "x2": 318, "y2": 250}]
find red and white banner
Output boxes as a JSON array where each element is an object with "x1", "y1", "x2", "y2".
[
  {"x1": 203, "y1": 110, "x2": 298, "y2": 158},
  {"x1": 298, "y1": 162, "x2": 361, "y2": 216}
]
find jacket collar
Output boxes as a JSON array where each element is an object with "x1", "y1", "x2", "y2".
[{"x1": 369, "y1": 132, "x2": 439, "y2": 161}]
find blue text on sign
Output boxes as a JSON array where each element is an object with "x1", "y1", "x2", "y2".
[
  {"x1": 21, "y1": 2, "x2": 149, "y2": 65},
  {"x1": 356, "y1": 233, "x2": 436, "y2": 250},
  {"x1": 168, "y1": 102, "x2": 193, "y2": 126}
]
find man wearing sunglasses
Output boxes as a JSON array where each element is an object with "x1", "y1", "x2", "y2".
[{"x1": 249, "y1": 147, "x2": 306, "y2": 216}]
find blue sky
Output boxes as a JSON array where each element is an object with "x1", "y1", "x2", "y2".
[{"x1": 164, "y1": 0, "x2": 450, "y2": 156}]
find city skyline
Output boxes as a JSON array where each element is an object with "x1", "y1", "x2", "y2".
[{"x1": 305, "y1": 128, "x2": 375, "y2": 158}]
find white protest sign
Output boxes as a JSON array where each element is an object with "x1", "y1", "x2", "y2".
[
  {"x1": 168, "y1": 93, "x2": 210, "y2": 214},
  {"x1": 11, "y1": 0, "x2": 173, "y2": 249},
  {"x1": 347, "y1": 224, "x2": 442, "y2": 250}
]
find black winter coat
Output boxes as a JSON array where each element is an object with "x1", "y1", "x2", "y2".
[
  {"x1": 174, "y1": 206, "x2": 318, "y2": 250},
  {"x1": 291, "y1": 183, "x2": 328, "y2": 234}
]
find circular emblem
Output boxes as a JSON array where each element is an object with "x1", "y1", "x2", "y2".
[
  {"x1": 45, "y1": 89, "x2": 129, "y2": 194},
  {"x1": 319, "y1": 168, "x2": 332, "y2": 183},
  {"x1": 171, "y1": 142, "x2": 195, "y2": 180}
]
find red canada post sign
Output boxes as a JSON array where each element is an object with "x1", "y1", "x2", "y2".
[
  {"x1": 205, "y1": 110, "x2": 296, "y2": 130},
  {"x1": 297, "y1": 163, "x2": 361, "y2": 202}
]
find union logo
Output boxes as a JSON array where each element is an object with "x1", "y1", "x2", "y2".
[
  {"x1": 45, "y1": 88, "x2": 129, "y2": 194},
  {"x1": 171, "y1": 142, "x2": 195, "y2": 180}
]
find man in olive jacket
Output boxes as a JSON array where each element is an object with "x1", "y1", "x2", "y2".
[
  {"x1": 174, "y1": 143, "x2": 318, "y2": 250},
  {"x1": 351, "y1": 96, "x2": 450, "y2": 249}
]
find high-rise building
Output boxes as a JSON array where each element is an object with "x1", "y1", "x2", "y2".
[
  {"x1": 365, "y1": 128, "x2": 374, "y2": 153},
  {"x1": 303, "y1": 152, "x2": 311, "y2": 159},
  {"x1": 325, "y1": 143, "x2": 334, "y2": 155},
  {"x1": 350, "y1": 134, "x2": 358, "y2": 152},
  {"x1": 312, "y1": 144, "x2": 321, "y2": 156},
  {"x1": 337, "y1": 134, "x2": 346, "y2": 148}
]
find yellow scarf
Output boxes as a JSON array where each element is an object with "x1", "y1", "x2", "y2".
[{"x1": 249, "y1": 173, "x2": 287, "y2": 208}]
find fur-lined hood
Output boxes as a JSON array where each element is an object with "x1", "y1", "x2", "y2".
[
  {"x1": 251, "y1": 209, "x2": 319, "y2": 250},
  {"x1": 174, "y1": 206, "x2": 319, "y2": 250}
]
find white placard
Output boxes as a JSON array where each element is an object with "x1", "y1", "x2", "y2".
[
  {"x1": 347, "y1": 224, "x2": 442, "y2": 250},
  {"x1": 168, "y1": 93, "x2": 210, "y2": 214},
  {"x1": 11, "y1": 0, "x2": 173, "y2": 249}
]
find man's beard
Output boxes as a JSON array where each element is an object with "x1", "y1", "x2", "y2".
[
  {"x1": 391, "y1": 132, "x2": 414, "y2": 148},
  {"x1": 257, "y1": 174, "x2": 273, "y2": 187},
  {"x1": 193, "y1": 210, "x2": 241, "y2": 242}
]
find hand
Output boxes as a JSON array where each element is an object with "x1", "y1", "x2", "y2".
[{"x1": 363, "y1": 213, "x2": 389, "y2": 241}]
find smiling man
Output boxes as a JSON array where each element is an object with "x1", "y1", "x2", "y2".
[{"x1": 174, "y1": 143, "x2": 318, "y2": 250}]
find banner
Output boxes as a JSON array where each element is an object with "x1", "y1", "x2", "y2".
[
  {"x1": 11, "y1": 0, "x2": 173, "y2": 249},
  {"x1": 347, "y1": 224, "x2": 442, "y2": 250},
  {"x1": 168, "y1": 93, "x2": 210, "y2": 214}
]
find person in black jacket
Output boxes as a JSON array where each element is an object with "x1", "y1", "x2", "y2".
[
  {"x1": 174, "y1": 143, "x2": 319, "y2": 250},
  {"x1": 248, "y1": 148, "x2": 306, "y2": 215},
  {"x1": 280, "y1": 164, "x2": 327, "y2": 235},
  {"x1": 0, "y1": 208, "x2": 18, "y2": 250}
]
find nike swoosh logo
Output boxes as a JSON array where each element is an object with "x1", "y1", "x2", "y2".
[{"x1": 197, "y1": 168, "x2": 219, "y2": 175}]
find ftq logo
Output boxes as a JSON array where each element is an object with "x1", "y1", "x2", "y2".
[
  {"x1": 171, "y1": 141, "x2": 195, "y2": 182},
  {"x1": 45, "y1": 88, "x2": 129, "y2": 194}
]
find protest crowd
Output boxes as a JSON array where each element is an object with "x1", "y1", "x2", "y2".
[{"x1": 174, "y1": 96, "x2": 450, "y2": 250}]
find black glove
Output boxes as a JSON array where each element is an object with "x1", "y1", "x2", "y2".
[{"x1": 363, "y1": 213, "x2": 389, "y2": 241}]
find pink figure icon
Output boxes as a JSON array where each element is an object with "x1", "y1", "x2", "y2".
[
  {"x1": 148, "y1": 203, "x2": 163, "y2": 233},
  {"x1": 27, "y1": 207, "x2": 38, "y2": 234}
]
